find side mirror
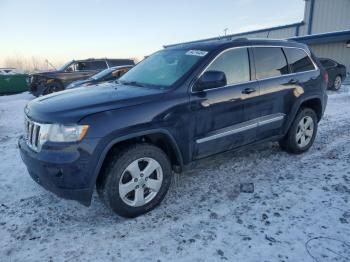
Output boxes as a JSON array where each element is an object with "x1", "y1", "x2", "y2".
[{"x1": 194, "y1": 71, "x2": 227, "y2": 91}]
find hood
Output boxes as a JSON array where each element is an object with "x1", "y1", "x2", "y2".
[
  {"x1": 32, "y1": 70, "x2": 61, "y2": 77},
  {"x1": 26, "y1": 82, "x2": 165, "y2": 123},
  {"x1": 67, "y1": 79, "x2": 92, "y2": 89}
]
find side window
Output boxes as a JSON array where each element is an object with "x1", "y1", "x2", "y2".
[
  {"x1": 206, "y1": 48, "x2": 250, "y2": 85},
  {"x1": 90, "y1": 61, "x2": 108, "y2": 70},
  {"x1": 284, "y1": 48, "x2": 315, "y2": 73},
  {"x1": 108, "y1": 60, "x2": 135, "y2": 66},
  {"x1": 253, "y1": 47, "x2": 289, "y2": 79},
  {"x1": 76, "y1": 62, "x2": 87, "y2": 71},
  {"x1": 65, "y1": 63, "x2": 76, "y2": 72}
]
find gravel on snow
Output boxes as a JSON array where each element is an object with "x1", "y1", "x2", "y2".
[{"x1": 0, "y1": 87, "x2": 349, "y2": 262}]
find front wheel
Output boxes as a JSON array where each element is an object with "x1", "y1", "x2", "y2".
[
  {"x1": 279, "y1": 108, "x2": 318, "y2": 154},
  {"x1": 97, "y1": 144, "x2": 172, "y2": 218},
  {"x1": 43, "y1": 81, "x2": 64, "y2": 95}
]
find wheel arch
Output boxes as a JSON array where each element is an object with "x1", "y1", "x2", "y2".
[
  {"x1": 284, "y1": 96, "x2": 323, "y2": 134},
  {"x1": 93, "y1": 129, "x2": 184, "y2": 188},
  {"x1": 299, "y1": 97, "x2": 323, "y2": 121}
]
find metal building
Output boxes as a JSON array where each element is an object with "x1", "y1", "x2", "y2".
[{"x1": 168, "y1": 0, "x2": 350, "y2": 77}]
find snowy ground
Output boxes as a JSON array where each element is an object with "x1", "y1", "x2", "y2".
[{"x1": 0, "y1": 86, "x2": 349, "y2": 262}]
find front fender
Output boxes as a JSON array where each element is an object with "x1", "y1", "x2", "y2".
[{"x1": 89, "y1": 128, "x2": 184, "y2": 190}]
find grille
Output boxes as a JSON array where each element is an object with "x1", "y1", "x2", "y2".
[{"x1": 25, "y1": 117, "x2": 41, "y2": 152}]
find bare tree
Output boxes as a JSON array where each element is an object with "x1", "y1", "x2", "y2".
[{"x1": 3, "y1": 55, "x2": 60, "y2": 73}]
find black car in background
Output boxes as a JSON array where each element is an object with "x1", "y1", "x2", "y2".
[
  {"x1": 320, "y1": 58, "x2": 346, "y2": 91},
  {"x1": 66, "y1": 65, "x2": 133, "y2": 89},
  {"x1": 28, "y1": 58, "x2": 135, "y2": 96}
]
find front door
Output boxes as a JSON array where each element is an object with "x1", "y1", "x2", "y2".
[{"x1": 190, "y1": 47, "x2": 260, "y2": 159}]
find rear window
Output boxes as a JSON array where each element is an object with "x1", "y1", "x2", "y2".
[
  {"x1": 320, "y1": 59, "x2": 336, "y2": 68},
  {"x1": 253, "y1": 47, "x2": 289, "y2": 79},
  {"x1": 88, "y1": 61, "x2": 108, "y2": 70},
  {"x1": 76, "y1": 61, "x2": 107, "y2": 71},
  {"x1": 283, "y1": 48, "x2": 315, "y2": 73}
]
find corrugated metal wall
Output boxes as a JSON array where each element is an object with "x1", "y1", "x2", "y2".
[
  {"x1": 230, "y1": 0, "x2": 350, "y2": 76},
  {"x1": 310, "y1": 42, "x2": 350, "y2": 71},
  {"x1": 311, "y1": 0, "x2": 350, "y2": 34}
]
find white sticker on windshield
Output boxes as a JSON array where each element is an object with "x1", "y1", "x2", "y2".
[{"x1": 186, "y1": 50, "x2": 208, "y2": 57}]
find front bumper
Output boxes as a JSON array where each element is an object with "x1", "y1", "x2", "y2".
[{"x1": 18, "y1": 136, "x2": 98, "y2": 206}]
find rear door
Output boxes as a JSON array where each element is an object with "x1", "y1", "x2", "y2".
[
  {"x1": 252, "y1": 47, "x2": 293, "y2": 140},
  {"x1": 190, "y1": 47, "x2": 260, "y2": 159},
  {"x1": 253, "y1": 46, "x2": 318, "y2": 141}
]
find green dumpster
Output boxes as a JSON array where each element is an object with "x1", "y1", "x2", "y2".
[{"x1": 0, "y1": 70, "x2": 29, "y2": 94}]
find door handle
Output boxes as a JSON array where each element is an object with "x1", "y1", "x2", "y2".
[{"x1": 242, "y1": 88, "x2": 256, "y2": 94}]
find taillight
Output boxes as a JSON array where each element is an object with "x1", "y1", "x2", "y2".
[{"x1": 323, "y1": 71, "x2": 329, "y2": 84}]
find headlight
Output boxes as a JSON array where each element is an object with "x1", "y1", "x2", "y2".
[
  {"x1": 41, "y1": 124, "x2": 89, "y2": 143},
  {"x1": 46, "y1": 79, "x2": 55, "y2": 84}
]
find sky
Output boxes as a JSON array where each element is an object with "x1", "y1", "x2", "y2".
[{"x1": 0, "y1": 0, "x2": 305, "y2": 66}]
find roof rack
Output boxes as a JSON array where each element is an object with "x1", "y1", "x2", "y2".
[{"x1": 164, "y1": 36, "x2": 249, "y2": 48}]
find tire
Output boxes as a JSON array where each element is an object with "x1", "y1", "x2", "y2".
[
  {"x1": 279, "y1": 108, "x2": 318, "y2": 154},
  {"x1": 43, "y1": 81, "x2": 64, "y2": 95},
  {"x1": 97, "y1": 144, "x2": 172, "y2": 218},
  {"x1": 330, "y1": 75, "x2": 342, "y2": 91}
]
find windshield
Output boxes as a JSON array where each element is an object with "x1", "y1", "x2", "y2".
[
  {"x1": 59, "y1": 61, "x2": 73, "y2": 71},
  {"x1": 91, "y1": 68, "x2": 114, "y2": 80},
  {"x1": 119, "y1": 49, "x2": 208, "y2": 88}
]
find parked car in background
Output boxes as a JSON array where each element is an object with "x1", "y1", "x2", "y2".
[
  {"x1": 0, "y1": 68, "x2": 28, "y2": 94},
  {"x1": 0, "y1": 68, "x2": 22, "y2": 75},
  {"x1": 19, "y1": 39, "x2": 328, "y2": 218},
  {"x1": 319, "y1": 58, "x2": 346, "y2": 91},
  {"x1": 66, "y1": 65, "x2": 133, "y2": 89},
  {"x1": 28, "y1": 58, "x2": 135, "y2": 96}
]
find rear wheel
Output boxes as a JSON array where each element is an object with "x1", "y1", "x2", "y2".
[
  {"x1": 330, "y1": 75, "x2": 342, "y2": 91},
  {"x1": 279, "y1": 108, "x2": 318, "y2": 154},
  {"x1": 97, "y1": 144, "x2": 172, "y2": 218}
]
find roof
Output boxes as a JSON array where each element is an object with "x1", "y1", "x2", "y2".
[
  {"x1": 290, "y1": 30, "x2": 350, "y2": 45},
  {"x1": 165, "y1": 38, "x2": 307, "y2": 52}
]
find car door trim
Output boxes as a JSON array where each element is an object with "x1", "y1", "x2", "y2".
[{"x1": 196, "y1": 113, "x2": 285, "y2": 144}]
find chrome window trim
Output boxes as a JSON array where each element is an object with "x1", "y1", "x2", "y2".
[
  {"x1": 196, "y1": 113, "x2": 285, "y2": 144},
  {"x1": 191, "y1": 45, "x2": 318, "y2": 94}
]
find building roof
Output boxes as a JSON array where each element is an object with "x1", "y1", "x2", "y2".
[
  {"x1": 289, "y1": 30, "x2": 350, "y2": 45},
  {"x1": 165, "y1": 22, "x2": 304, "y2": 48}
]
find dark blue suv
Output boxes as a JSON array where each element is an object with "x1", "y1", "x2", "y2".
[{"x1": 19, "y1": 38, "x2": 328, "y2": 217}]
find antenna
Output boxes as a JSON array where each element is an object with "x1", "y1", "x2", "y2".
[{"x1": 223, "y1": 28, "x2": 229, "y2": 36}]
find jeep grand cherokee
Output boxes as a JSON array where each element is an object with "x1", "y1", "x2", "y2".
[{"x1": 19, "y1": 38, "x2": 328, "y2": 218}]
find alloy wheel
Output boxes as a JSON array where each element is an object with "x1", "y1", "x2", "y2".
[
  {"x1": 295, "y1": 116, "x2": 314, "y2": 148},
  {"x1": 119, "y1": 158, "x2": 163, "y2": 207},
  {"x1": 334, "y1": 76, "x2": 342, "y2": 90}
]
